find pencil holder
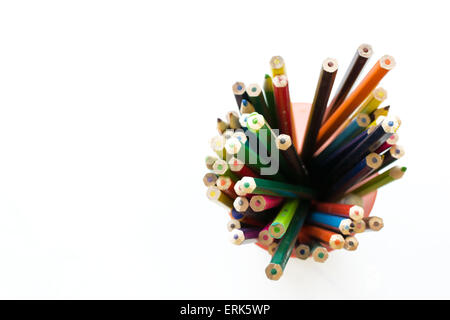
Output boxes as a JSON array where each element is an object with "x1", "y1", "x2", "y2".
[{"x1": 205, "y1": 49, "x2": 406, "y2": 280}]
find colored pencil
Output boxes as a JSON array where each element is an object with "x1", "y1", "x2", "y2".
[
  {"x1": 363, "y1": 216, "x2": 384, "y2": 231},
  {"x1": 246, "y1": 112, "x2": 278, "y2": 155},
  {"x1": 272, "y1": 74, "x2": 293, "y2": 136},
  {"x1": 301, "y1": 57, "x2": 338, "y2": 162},
  {"x1": 352, "y1": 220, "x2": 366, "y2": 233},
  {"x1": 230, "y1": 227, "x2": 261, "y2": 245},
  {"x1": 249, "y1": 195, "x2": 284, "y2": 212},
  {"x1": 227, "y1": 111, "x2": 241, "y2": 129},
  {"x1": 348, "y1": 166, "x2": 407, "y2": 197},
  {"x1": 205, "y1": 155, "x2": 218, "y2": 170},
  {"x1": 302, "y1": 225, "x2": 345, "y2": 250},
  {"x1": 370, "y1": 105, "x2": 390, "y2": 121},
  {"x1": 227, "y1": 156, "x2": 260, "y2": 178},
  {"x1": 233, "y1": 196, "x2": 250, "y2": 213},
  {"x1": 317, "y1": 55, "x2": 396, "y2": 147},
  {"x1": 345, "y1": 87, "x2": 387, "y2": 126},
  {"x1": 207, "y1": 186, "x2": 234, "y2": 209},
  {"x1": 210, "y1": 135, "x2": 228, "y2": 160},
  {"x1": 263, "y1": 74, "x2": 279, "y2": 129},
  {"x1": 258, "y1": 223, "x2": 274, "y2": 246},
  {"x1": 229, "y1": 209, "x2": 271, "y2": 227},
  {"x1": 217, "y1": 118, "x2": 229, "y2": 134},
  {"x1": 375, "y1": 133, "x2": 399, "y2": 154},
  {"x1": 265, "y1": 200, "x2": 310, "y2": 280},
  {"x1": 232, "y1": 82, "x2": 249, "y2": 109},
  {"x1": 203, "y1": 172, "x2": 218, "y2": 187},
  {"x1": 239, "y1": 176, "x2": 316, "y2": 199},
  {"x1": 306, "y1": 212, "x2": 354, "y2": 235},
  {"x1": 294, "y1": 243, "x2": 310, "y2": 260},
  {"x1": 323, "y1": 44, "x2": 373, "y2": 123},
  {"x1": 269, "y1": 199, "x2": 300, "y2": 239},
  {"x1": 227, "y1": 219, "x2": 246, "y2": 232},
  {"x1": 312, "y1": 202, "x2": 364, "y2": 221},
  {"x1": 246, "y1": 84, "x2": 274, "y2": 126},
  {"x1": 270, "y1": 56, "x2": 286, "y2": 76},
  {"x1": 212, "y1": 159, "x2": 239, "y2": 182},
  {"x1": 216, "y1": 176, "x2": 237, "y2": 198},
  {"x1": 377, "y1": 145, "x2": 404, "y2": 171},
  {"x1": 276, "y1": 134, "x2": 309, "y2": 182},
  {"x1": 344, "y1": 236, "x2": 359, "y2": 251},
  {"x1": 310, "y1": 241, "x2": 329, "y2": 263},
  {"x1": 267, "y1": 241, "x2": 279, "y2": 256}
]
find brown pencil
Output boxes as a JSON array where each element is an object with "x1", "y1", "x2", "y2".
[{"x1": 323, "y1": 44, "x2": 373, "y2": 123}]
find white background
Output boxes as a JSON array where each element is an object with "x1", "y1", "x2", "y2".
[{"x1": 0, "y1": 0, "x2": 448, "y2": 299}]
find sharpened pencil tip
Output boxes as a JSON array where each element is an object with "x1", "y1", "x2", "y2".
[{"x1": 401, "y1": 167, "x2": 407, "y2": 172}]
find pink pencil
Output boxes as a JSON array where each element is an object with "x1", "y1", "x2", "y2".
[{"x1": 249, "y1": 195, "x2": 284, "y2": 212}]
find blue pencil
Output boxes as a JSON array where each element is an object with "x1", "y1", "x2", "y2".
[{"x1": 306, "y1": 211, "x2": 354, "y2": 235}]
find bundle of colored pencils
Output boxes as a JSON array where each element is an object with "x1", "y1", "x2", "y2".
[{"x1": 204, "y1": 44, "x2": 406, "y2": 281}]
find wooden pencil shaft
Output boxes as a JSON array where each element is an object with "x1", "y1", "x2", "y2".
[
  {"x1": 227, "y1": 111, "x2": 241, "y2": 129},
  {"x1": 240, "y1": 99, "x2": 255, "y2": 114},
  {"x1": 323, "y1": 44, "x2": 372, "y2": 123},
  {"x1": 217, "y1": 118, "x2": 229, "y2": 134},
  {"x1": 301, "y1": 58, "x2": 338, "y2": 161}
]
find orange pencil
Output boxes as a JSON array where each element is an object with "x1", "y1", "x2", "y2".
[
  {"x1": 316, "y1": 55, "x2": 396, "y2": 148},
  {"x1": 302, "y1": 225, "x2": 345, "y2": 249}
]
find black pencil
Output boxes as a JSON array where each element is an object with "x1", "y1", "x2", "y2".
[{"x1": 301, "y1": 58, "x2": 338, "y2": 162}]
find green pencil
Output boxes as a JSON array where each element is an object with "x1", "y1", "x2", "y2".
[
  {"x1": 239, "y1": 177, "x2": 316, "y2": 199},
  {"x1": 246, "y1": 112, "x2": 278, "y2": 155},
  {"x1": 265, "y1": 200, "x2": 311, "y2": 280},
  {"x1": 269, "y1": 199, "x2": 300, "y2": 239},
  {"x1": 246, "y1": 83, "x2": 274, "y2": 127},
  {"x1": 263, "y1": 74, "x2": 279, "y2": 129},
  {"x1": 212, "y1": 159, "x2": 240, "y2": 182},
  {"x1": 348, "y1": 166, "x2": 407, "y2": 197}
]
